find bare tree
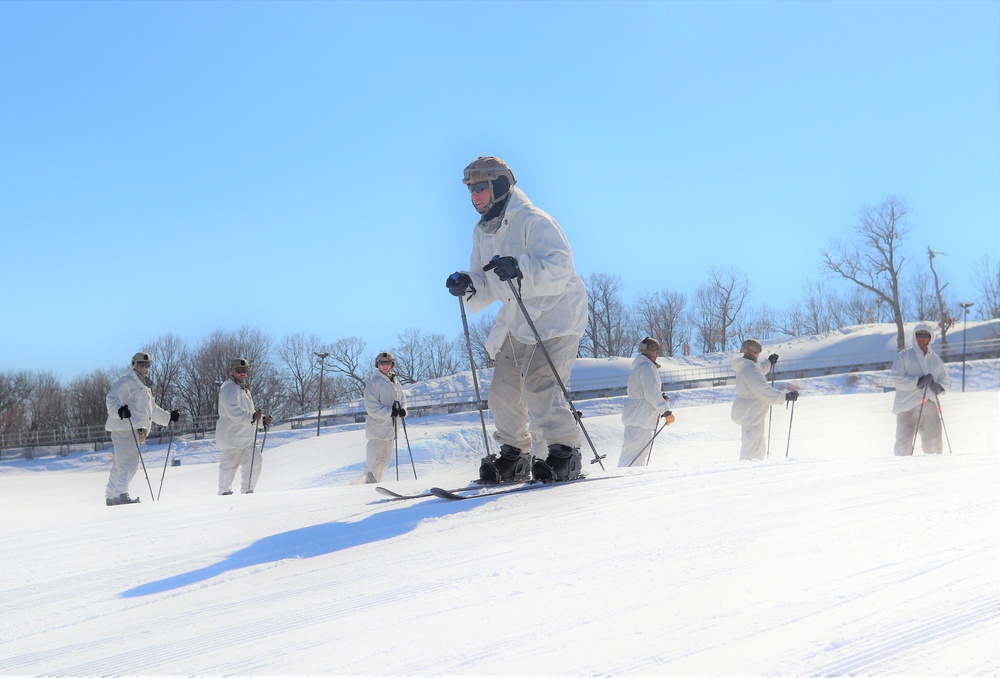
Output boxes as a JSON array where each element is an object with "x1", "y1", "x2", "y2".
[
  {"x1": 633, "y1": 289, "x2": 686, "y2": 357},
  {"x1": 903, "y1": 267, "x2": 935, "y2": 322},
  {"x1": 585, "y1": 272, "x2": 634, "y2": 357},
  {"x1": 66, "y1": 368, "x2": 115, "y2": 427},
  {"x1": 0, "y1": 371, "x2": 32, "y2": 435},
  {"x1": 973, "y1": 255, "x2": 1000, "y2": 320},
  {"x1": 734, "y1": 304, "x2": 778, "y2": 346},
  {"x1": 823, "y1": 196, "x2": 910, "y2": 349},
  {"x1": 327, "y1": 336, "x2": 369, "y2": 399},
  {"x1": 146, "y1": 332, "x2": 188, "y2": 411},
  {"x1": 25, "y1": 372, "x2": 67, "y2": 431},
  {"x1": 778, "y1": 281, "x2": 838, "y2": 337},
  {"x1": 466, "y1": 313, "x2": 495, "y2": 369},
  {"x1": 275, "y1": 332, "x2": 324, "y2": 415},
  {"x1": 692, "y1": 266, "x2": 750, "y2": 352},
  {"x1": 927, "y1": 247, "x2": 956, "y2": 356}
]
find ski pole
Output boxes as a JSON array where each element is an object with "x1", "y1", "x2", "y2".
[
  {"x1": 457, "y1": 294, "x2": 493, "y2": 458},
  {"x1": 397, "y1": 407, "x2": 418, "y2": 480},
  {"x1": 628, "y1": 416, "x2": 669, "y2": 468},
  {"x1": 502, "y1": 278, "x2": 606, "y2": 470},
  {"x1": 248, "y1": 418, "x2": 260, "y2": 492},
  {"x1": 909, "y1": 385, "x2": 929, "y2": 456},
  {"x1": 935, "y1": 396, "x2": 953, "y2": 455},
  {"x1": 767, "y1": 358, "x2": 777, "y2": 457},
  {"x1": 393, "y1": 411, "x2": 400, "y2": 481},
  {"x1": 156, "y1": 420, "x2": 175, "y2": 501},
  {"x1": 127, "y1": 416, "x2": 156, "y2": 501},
  {"x1": 784, "y1": 399, "x2": 796, "y2": 459}
]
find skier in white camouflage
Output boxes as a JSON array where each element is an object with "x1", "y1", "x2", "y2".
[
  {"x1": 619, "y1": 337, "x2": 674, "y2": 467},
  {"x1": 353, "y1": 351, "x2": 407, "y2": 484},
  {"x1": 888, "y1": 322, "x2": 949, "y2": 455},
  {"x1": 447, "y1": 156, "x2": 588, "y2": 483},
  {"x1": 104, "y1": 351, "x2": 179, "y2": 505},
  {"x1": 730, "y1": 339, "x2": 798, "y2": 461},
  {"x1": 216, "y1": 358, "x2": 271, "y2": 495}
]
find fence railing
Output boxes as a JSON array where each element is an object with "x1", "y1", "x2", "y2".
[{"x1": 4, "y1": 337, "x2": 998, "y2": 457}]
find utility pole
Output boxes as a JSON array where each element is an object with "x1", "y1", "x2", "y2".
[
  {"x1": 959, "y1": 302, "x2": 973, "y2": 392},
  {"x1": 314, "y1": 351, "x2": 330, "y2": 436}
]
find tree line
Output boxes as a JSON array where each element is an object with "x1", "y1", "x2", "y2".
[{"x1": 2, "y1": 196, "x2": 997, "y2": 439}]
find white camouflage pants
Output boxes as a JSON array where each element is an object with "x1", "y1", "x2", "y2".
[
  {"x1": 739, "y1": 420, "x2": 768, "y2": 461},
  {"x1": 106, "y1": 429, "x2": 143, "y2": 499},
  {"x1": 894, "y1": 403, "x2": 943, "y2": 455},
  {"x1": 349, "y1": 438, "x2": 394, "y2": 484},
  {"x1": 619, "y1": 424, "x2": 658, "y2": 467},
  {"x1": 489, "y1": 334, "x2": 581, "y2": 452},
  {"x1": 218, "y1": 443, "x2": 262, "y2": 494}
]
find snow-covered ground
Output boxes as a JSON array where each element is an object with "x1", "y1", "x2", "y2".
[{"x1": 1, "y1": 323, "x2": 998, "y2": 676}]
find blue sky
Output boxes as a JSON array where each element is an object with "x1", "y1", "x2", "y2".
[{"x1": 2, "y1": 0, "x2": 997, "y2": 382}]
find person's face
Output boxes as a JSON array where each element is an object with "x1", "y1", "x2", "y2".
[
  {"x1": 915, "y1": 333, "x2": 931, "y2": 353},
  {"x1": 468, "y1": 180, "x2": 492, "y2": 213},
  {"x1": 134, "y1": 361, "x2": 151, "y2": 376},
  {"x1": 378, "y1": 360, "x2": 393, "y2": 374},
  {"x1": 746, "y1": 349, "x2": 761, "y2": 362},
  {"x1": 233, "y1": 367, "x2": 249, "y2": 382}
]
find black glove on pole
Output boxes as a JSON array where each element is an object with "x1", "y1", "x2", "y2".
[{"x1": 483, "y1": 255, "x2": 522, "y2": 282}]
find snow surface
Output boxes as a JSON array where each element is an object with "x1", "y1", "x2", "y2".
[{"x1": 1, "y1": 324, "x2": 998, "y2": 676}]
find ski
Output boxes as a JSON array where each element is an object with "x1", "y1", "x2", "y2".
[
  {"x1": 429, "y1": 474, "x2": 625, "y2": 501},
  {"x1": 375, "y1": 482, "x2": 482, "y2": 501}
]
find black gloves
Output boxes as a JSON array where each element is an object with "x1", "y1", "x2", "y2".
[
  {"x1": 118, "y1": 404, "x2": 131, "y2": 419},
  {"x1": 170, "y1": 409, "x2": 180, "y2": 423},
  {"x1": 663, "y1": 409, "x2": 673, "y2": 419},
  {"x1": 917, "y1": 374, "x2": 934, "y2": 389},
  {"x1": 446, "y1": 272, "x2": 475, "y2": 298},
  {"x1": 483, "y1": 255, "x2": 522, "y2": 281},
  {"x1": 768, "y1": 354, "x2": 779, "y2": 366},
  {"x1": 930, "y1": 382, "x2": 945, "y2": 395},
  {"x1": 785, "y1": 390, "x2": 799, "y2": 402},
  {"x1": 392, "y1": 401, "x2": 406, "y2": 418},
  {"x1": 252, "y1": 409, "x2": 263, "y2": 422}
]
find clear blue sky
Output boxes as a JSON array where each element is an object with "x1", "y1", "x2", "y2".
[{"x1": 2, "y1": 0, "x2": 997, "y2": 383}]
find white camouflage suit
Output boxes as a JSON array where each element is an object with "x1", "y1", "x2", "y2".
[
  {"x1": 619, "y1": 353, "x2": 670, "y2": 467},
  {"x1": 730, "y1": 356, "x2": 786, "y2": 461},
  {"x1": 216, "y1": 378, "x2": 262, "y2": 494},
  {"x1": 104, "y1": 369, "x2": 172, "y2": 501},
  {"x1": 356, "y1": 368, "x2": 407, "y2": 484},
  {"x1": 888, "y1": 323, "x2": 950, "y2": 455},
  {"x1": 461, "y1": 186, "x2": 588, "y2": 453}
]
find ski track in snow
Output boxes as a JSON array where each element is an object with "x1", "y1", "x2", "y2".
[{"x1": 0, "y1": 359, "x2": 997, "y2": 676}]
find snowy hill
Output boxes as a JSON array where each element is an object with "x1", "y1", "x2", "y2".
[{"x1": 1, "y1": 323, "x2": 998, "y2": 676}]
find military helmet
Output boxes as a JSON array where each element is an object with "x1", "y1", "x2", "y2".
[
  {"x1": 131, "y1": 351, "x2": 152, "y2": 366},
  {"x1": 375, "y1": 351, "x2": 396, "y2": 368},
  {"x1": 463, "y1": 156, "x2": 516, "y2": 214},
  {"x1": 638, "y1": 337, "x2": 661, "y2": 355},
  {"x1": 740, "y1": 338, "x2": 763, "y2": 354},
  {"x1": 230, "y1": 358, "x2": 250, "y2": 372}
]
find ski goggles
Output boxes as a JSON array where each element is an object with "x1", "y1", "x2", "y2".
[{"x1": 467, "y1": 181, "x2": 490, "y2": 194}]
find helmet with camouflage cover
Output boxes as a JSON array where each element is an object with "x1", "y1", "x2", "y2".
[
  {"x1": 131, "y1": 351, "x2": 152, "y2": 366},
  {"x1": 740, "y1": 338, "x2": 763, "y2": 355},
  {"x1": 463, "y1": 156, "x2": 516, "y2": 214},
  {"x1": 375, "y1": 351, "x2": 396, "y2": 369},
  {"x1": 638, "y1": 337, "x2": 661, "y2": 356}
]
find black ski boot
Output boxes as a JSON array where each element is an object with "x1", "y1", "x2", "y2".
[
  {"x1": 532, "y1": 444, "x2": 583, "y2": 482},
  {"x1": 107, "y1": 493, "x2": 140, "y2": 506},
  {"x1": 479, "y1": 444, "x2": 531, "y2": 484}
]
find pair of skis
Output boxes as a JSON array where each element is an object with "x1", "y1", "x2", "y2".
[{"x1": 376, "y1": 474, "x2": 622, "y2": 502}]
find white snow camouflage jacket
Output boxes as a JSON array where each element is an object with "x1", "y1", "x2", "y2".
[
  {"x1": 216, "y1": 378, "x2": 258, "y2": 449},
  {"x1": 105, "y1": 369, "x2": 172, "y2": 433},
  {"x1": 622, "y1": 354, "x2": 670, "y2": 428},
  {"x1": 730, "y1": 357, "x2": 785, "y2": 426},
  {"x1": 461, "y1": 187, "x2": 588, "y2": 359},
  {"x1": 888, "y1": 322, "x2": 950, "y2": 414},
  {"x1": 364, "y1": 369, "x2": 406, "y2": 441}
]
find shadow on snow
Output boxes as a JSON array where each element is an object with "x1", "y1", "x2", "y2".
[{"x1": 120, "y1": 498, "x2": 476, "y2": 598}]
